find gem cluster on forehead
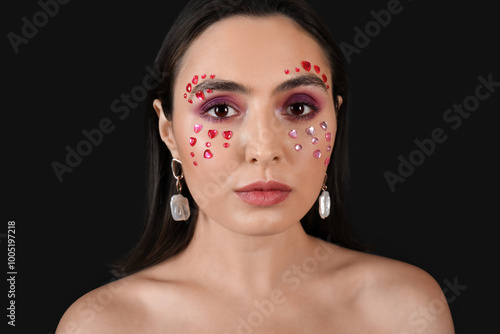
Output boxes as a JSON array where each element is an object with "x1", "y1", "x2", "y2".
[
  {"x1": 289, "y1": 121, "x2": 332, "y2": 167},
  {"x1": 284, "y1": 61, "x2": 330, "y2": 90},
  {"x1": 189, "y1": 124, "x2": 233, "y2": 166},
  {"x1": 183, "y1": 73, "x2": 216, "y2": 104}
]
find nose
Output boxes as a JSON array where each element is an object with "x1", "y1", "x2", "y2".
[{"x1": 243, "y1": 108, "x2": 284, "y2": 165}]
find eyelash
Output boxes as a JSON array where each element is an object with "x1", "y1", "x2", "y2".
[
  {"x1": 199, "y1": 98, "x2": 320, "y2": 122},
  {"x1": 284, "y1": 102, "x2": 320, "y2": 121},
  {"x1": 200, "y1": 100, "x2": 238, "y2": 123}
]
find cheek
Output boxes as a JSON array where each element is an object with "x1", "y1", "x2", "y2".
[
  {"x1": 181, "y1": 118, "x2": 335, "y2": 170},
  {"x1": 184, "y1": 123, "x2": 234, "y2": 168},
  {"x1": 287, "y1": 120, "x2": 335, "y2": 167},
  {"x1": 180, "y1": 123, "x2": 237, "y2": 210}
]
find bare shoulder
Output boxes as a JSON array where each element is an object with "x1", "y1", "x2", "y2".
[
  {"x1": 316, "y1": 240, "x2": 455, "y2": 333},
  {"x1": 55, "y1": 273, "x2": 151, "y2": 334}
]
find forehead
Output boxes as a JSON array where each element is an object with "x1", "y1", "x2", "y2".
[{"x1": 178, "y1": 15, "x2": 329, "y2": 86}]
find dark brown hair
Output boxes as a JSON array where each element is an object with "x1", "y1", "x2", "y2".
[{"x1": 118, "y1": 0, "x2": 365, "y2": 276}]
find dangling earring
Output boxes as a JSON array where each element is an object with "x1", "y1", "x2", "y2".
[
  {"x1": 170, "y1": 158, "x2": 190, "y2": 221},
  {"x1": 319, "y1": 174, "x2": 331, "y2": 219}
]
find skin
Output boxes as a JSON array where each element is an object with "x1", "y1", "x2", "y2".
[{"x1": 56, "y1": 16, "x2": 455, "y2": 333}]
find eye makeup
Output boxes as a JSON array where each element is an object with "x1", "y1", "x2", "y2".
[
  {"x1": 185, "y1": 66, "x2": 327, "y2": 124},
  {"x1": 197, "y1": 92, "x2": 321, "y2": 124},
  {"x1": 198, "y1": 98, "x2": 240, "y2": 123}
]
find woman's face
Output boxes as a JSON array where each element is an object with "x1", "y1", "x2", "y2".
[{"x1": 155, "y1": 16, "x2": 339, "y2": 236}]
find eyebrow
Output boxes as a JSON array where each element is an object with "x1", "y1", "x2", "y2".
[
  {"x1": 190, "y1": 80, "x2": 250, "y2": 98},
  {"x1": 189, "y1": 74, "x2": 328, "y2": 98},
  {"x1": 273, "y1": 75, "x2": 328, "y2": 94}
]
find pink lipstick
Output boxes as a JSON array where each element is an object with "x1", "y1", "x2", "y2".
[{"x1": 235, "y1": 181, "x2": 292, "y2": 206}]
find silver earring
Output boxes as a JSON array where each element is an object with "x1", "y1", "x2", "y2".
[
  {"x1": 318, "y1": 174, "x2": 331, "y2": 219},
  {"x1": 170, "y1": 158, "x2": 190, "y2": 221}
]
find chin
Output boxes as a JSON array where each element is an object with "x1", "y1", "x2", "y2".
[{"x1": 217, "y1": 211, "x2": 301, "y2": 236}]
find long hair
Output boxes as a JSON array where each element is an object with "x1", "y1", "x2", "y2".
[{"x1": 118, "y1": 0, "x2": 366, "y2": 276}]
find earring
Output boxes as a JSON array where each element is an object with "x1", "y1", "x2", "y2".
[
  {"x1": 170, "y1": 158, "x2": 191, "y2": 221},
  {"x1": 318, "y1": 174, "x2": 331, "y2": 219}
]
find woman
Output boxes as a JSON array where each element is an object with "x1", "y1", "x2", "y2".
[{"x1": 57, "y1": 0, "x2": 454, "y2": 332}]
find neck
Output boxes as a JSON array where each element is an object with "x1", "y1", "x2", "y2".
[{"x1": 175, "y1": 210, "x2": 325, "y2": 296}]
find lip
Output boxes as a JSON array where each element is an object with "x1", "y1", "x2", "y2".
[{"x1": 235, "y1": 181, "x2": 292, "y2": 206}]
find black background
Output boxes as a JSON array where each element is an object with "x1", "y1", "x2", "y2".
[{"x1": 2, "y1": 0, "x2": 498, "y2": 332}]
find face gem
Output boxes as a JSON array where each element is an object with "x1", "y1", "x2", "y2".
[
  {"x1": 190, "y1": 152, "x2": 195, "y2": 157},
  {"x1": 326, "y1": 145, "x2": 332, "y2": 152},
  {"x1": 288, "y1": 129, "x2": 298, "y2": 139},
  {"x1": 301, "y1": 61, "x2": 312, "y2": 72},
  {"x1": 207, "y1": 89, "x2": 213, "y2": 94},
  {"x1": 222, "y1": 131, "x2": 233, "y2": 140},
  {"x1": 204, "y1": 150, "x2": 213, "y2": 159},
  {"x1": 194, "y1": 124, "x2": 203, "y2": 133},
  {"x1": 196, "y1": 91, "x2": 205, "y2": 100},
  {"x1": 327, "y1": 85, "x2": 330, "y2": 90},
  {"x1": 295, "y1": 67, "x2": 300, "y2": 72},
  {"x1": 189, "y1": 137, "x2": 197, "y2": 147},
  {"x1": 313, "y1": 150, "x2": 322, "y2": 159},
  {"x1": 184, "y1": 93, "x2": 187, "y2": 99},
  {"x1": 320, "y1": 121, "x2": 328, "y2": 130},
  {"x1": 193, "y1": 161, "x2": 198, "y2": 166},
  {"x1": 312, "y1": 137, "x2": 319, "y2": 145},
  {"x1": 186, "y1": 83, "x2": 192, "y2": 93},
  {"x1": 325, "y1": 133, "x2": 332, "y2": 142},
  {"x1": 192, "y1": 75, "x2": 199, "y2": 84},
  {"x1": 322, "y1": 74, "x2": 328, "y2": 83},
  {"x1": 206, "y1": 142, "x2": 211, "y2": 147},
  {"x1": 223, "y1": 143, "x2": 230, "y2": 148},
  {"x1": 201, "y1": 74, "x2": 207, "y2": 79},
  {"x1": 208, "y1": 129, "x2": 218, "y2": 139},
  {"x1": 295, "y1": 144, "x2": 303, "y2": 151},
  {"x1": 285, "y1": 69, "x2": 290, "y2": 74},
  {"x1": 305, "y1": 127, "x2": 315, "y2": 137},
  {"x1": 188, "y1": 99, "x2": 193, "y2": 104},
  {"x1": 210, "y1": 74, "x2": 216, "y2": 79},
  {"x1": 325, "y1": 157, "x2": 330, "y2": 167},
  {"x1": 314, "y1": 65, "x2": 321, "y2": 74}
]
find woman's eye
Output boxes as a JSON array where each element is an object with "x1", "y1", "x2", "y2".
[
  {"x1": 206, "y1": 104, "x2": 237, "y2": 118},
  {"x1": 286, "y1": 103, "x2": 316, "y2": 117}
]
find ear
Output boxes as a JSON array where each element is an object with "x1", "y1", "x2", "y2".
[
  {"x1": 335, "y1": 95, "x2": 343, "y2": 112},
  {"x1": 153, "y1": 99, "x2": 180, "y2": 158}
]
